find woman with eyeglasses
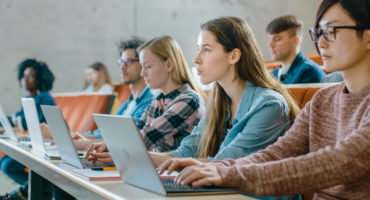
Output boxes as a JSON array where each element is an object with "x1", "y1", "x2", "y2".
[
  {"x1": 86, "y1": 35, "x2": 205, "y2": 158},
  {"x1": 158, "y1": 0, "x2": 370, "y2": 199},
  {"x1": 83, "y1": 62, "x2": 113, "y2": 93}
]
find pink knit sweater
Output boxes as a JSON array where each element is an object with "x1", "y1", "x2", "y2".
[{"x1": 215, "y1": 83, "x2": 370, "y2": 199}]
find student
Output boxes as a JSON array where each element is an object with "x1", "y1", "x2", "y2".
[
  {"x1": 0, "y1": 59, "x2": 56, "y2": 200},
  {"x1": 161, "y1": 1, "x2": 370, "y2": 199},
  {"x1": 41, "y1": 38, "x2": 156, "y2": 142},
  {"x1": 90, "y1": 18, "x2": 300, "y2": 200},
  {"x1": 86, "y1": 35, "x2": 205, "y2": 159},
  {"x1": 82, "y1": 62, "x2": 113, "y2": 93},
  {"x1": 268, "y1": 15, "x2": 326, "y2": 84}
]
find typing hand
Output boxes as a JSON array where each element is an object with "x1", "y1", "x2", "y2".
[
  {"x1": 85, "y1": 142, "x2": 113, "y2": 163},
  {"x1": 174, "y1": 162, "x2": 222, "y2": 187},
  {"x1": 157, "y1": 158, "x2": 203, "y2": 176}
]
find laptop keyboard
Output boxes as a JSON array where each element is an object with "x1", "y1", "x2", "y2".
[
  {"x1": 161, "y1": 177, "x2": 219, "y2": 192},
  {"x1": 81, "y1": 159, "x2": 114, "y2": 169}
]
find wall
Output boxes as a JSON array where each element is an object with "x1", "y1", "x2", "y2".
[{"x1": 0, "y1": 0, "x2": 321, "y2": 113}]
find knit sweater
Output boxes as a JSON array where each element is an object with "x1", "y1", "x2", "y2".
[{"x1": 214, "y1": 83, "x2": 370, "y2": 200}]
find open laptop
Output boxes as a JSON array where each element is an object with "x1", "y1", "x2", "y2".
[
  {"x1": 93, "y1": 114, "x2": 236, "y2": 196},
  {"x1": 0, "y1": 104, "x2": 29, "y2": 142},
  {"x1": 41, "y1": 105, "x2": 113, "y2": 169},
  {"x1": 21, "y1": 98, "x2": 60, "y2": 160}
]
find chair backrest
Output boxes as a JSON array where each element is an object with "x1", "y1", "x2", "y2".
[
  {"x1": 286, "y1": 86, "x2": 322, "y2": 109},
  {"x1": 110, "y1": 83, "x2": 131, "y2": 114},
  {"x1": 53, "y1": 93, "x2": 115, "y2": 133}
]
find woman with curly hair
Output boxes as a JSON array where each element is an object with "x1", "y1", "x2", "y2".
[{"x1": 0, "y1": 58, "x2": 56, "y2": 200}]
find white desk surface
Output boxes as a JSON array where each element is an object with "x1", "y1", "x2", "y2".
[{"x1": 0, "y1": 138, "x2": 255, "y2": 200}]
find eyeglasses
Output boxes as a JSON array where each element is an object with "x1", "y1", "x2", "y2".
[
  {"x1": 117, "y1": 58, "x2": 139, "y2": 66},
  {"x1": 309, "y1": 26, "x2": 366, "y2": 43}
]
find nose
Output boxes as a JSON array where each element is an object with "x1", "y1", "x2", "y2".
[
  {"x1": 140, "y1": 67, "x2": 146, "y2": 77},
  {"x1": 194, "y1": 52, "x2": 201, "y2": 65},
  {"x1": 317, "y1": 33, "x2": 328, "y2": 49}
]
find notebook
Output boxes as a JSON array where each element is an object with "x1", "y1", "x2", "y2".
[
  {"x1": 93, "y1": 114, "x2": 236, "y2": 196},
  {"x1": 0, "y1": 104, "x2": 30, "y2": 143},
  {"x1": 69, "y1": 168, "x2": 120, "y2": 181},
  {"x1": 21, "y1": 98, "x2": 60, "y2": 160},
  {"x1": 41, "y1": 105, "x2": 114, "y2": 170}
]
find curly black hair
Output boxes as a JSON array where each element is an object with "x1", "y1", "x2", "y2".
[
  {"x1": 17, "y1": 59, "x2": 55, "y2": 91},
  {"x1": 118, "y1": 36, "x2": 145, "y2": 57}
]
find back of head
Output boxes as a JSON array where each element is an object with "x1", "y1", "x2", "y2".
[
  {"x1": 119, "y1": 37, "x2": 145, "y2": 58},
  {"x1": 198, "y1": 17, "x2": 300, "y2": 158},
  {"x1": 17, "y1": 58, "x2": 55, "y2": 92},
  {"x1": 313, "y1": 0, "x2": 370, "y2": 52},
  {"x1": 266, "y1": 15, "x2": 303, "y2": 37},
  {"x1": 138, "y1": 35, "x2": 204, "y2": 97}
]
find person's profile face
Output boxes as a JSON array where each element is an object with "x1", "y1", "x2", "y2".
[
  {"x1": 267, "y1": 30, "x2": 296, "y2": 62},
  {"x1": 119, "y1": 48, "x2": 142, "y2": 84},
  {"x1": 194, "y1": 30, "x2": 233, "y2": 85},
  {"x1": 139, "y1": 48, "x2": 170, "y2": 90},
  {"x1": 317, "y1": 3, "x2": 369, "y2": 73},
  {"x1": 21, "y1": 67, "x2": 37, "y2": 91}
]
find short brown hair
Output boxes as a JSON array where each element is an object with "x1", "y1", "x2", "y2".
[{"x1": 266, "y1": 15, "x2": 303, "y2": 37}]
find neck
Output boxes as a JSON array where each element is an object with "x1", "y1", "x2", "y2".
[
  {"x1": 342, "y1": 54, "x2": 370, "y2": 93},
  {"x1": 94, "y1": 79, "x2": 106, "y2": 91},
  {"x1": 218, "y1": 78, "x2": 245, "y2": 118},
  {"x1": 281, "y1": 50, "x2": 299, "y2": 70},
  {"x1": 129, "y1": 78, "x2": 147, "y2": 100},
  {"x1": 27, "y1": 90, "x2": 38, "y2": 97},
  {"x1": 161, "y1": 79, "x2": 183, "y2": 95}
]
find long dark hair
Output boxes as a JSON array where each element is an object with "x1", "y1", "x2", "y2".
[{"x1": 198, "y1": 17, "x2": 300, "y2": 158}]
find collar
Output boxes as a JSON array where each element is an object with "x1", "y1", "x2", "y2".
[
  {"x1": 155, "y1": 84, "x2": 190, "y2": 100},
  {"x1": 128, "y1": 86, "x2": 151, "y2": 103}
]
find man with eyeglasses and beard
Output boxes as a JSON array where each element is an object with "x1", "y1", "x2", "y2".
[
  {"x1": 267, "y1": 15, "x2": 326, "y2": 84},
  {"x1": 41, "y1": 37, "x2": 156, "y2": 141}
]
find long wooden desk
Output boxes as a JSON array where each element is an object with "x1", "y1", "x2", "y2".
[{"x1": 0, "y1": 139, "x2": 254, "y2": 200}]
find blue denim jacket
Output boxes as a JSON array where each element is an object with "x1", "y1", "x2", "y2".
[
  {"x1": 170, "y1": 81, "x2": 300, "y2": 200},
  {"x1": 87, "y1": 86, "x2": 155, "y2": 139}
]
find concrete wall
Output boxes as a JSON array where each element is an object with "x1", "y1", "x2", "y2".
[{"x1": 0, "y1": 0, "x2": 321, "y2": 113}]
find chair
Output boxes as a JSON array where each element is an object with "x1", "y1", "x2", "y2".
[
  {"x1": 53, "y1": 93, "x2": 115, "y2": 133},
  {"x1": 110, "y1": 83, "x2": 131, "y2": 114}
]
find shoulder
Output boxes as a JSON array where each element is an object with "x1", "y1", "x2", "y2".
[
  {"x1": 253, "y1": 86, "x2": 287, "y2": 106},
  {"x1": 309, "y1": 83, "x2": 342, "y2": 105},
  {"x1": 35, "y1": 91, "x2": 55, "y2": 104},
  {"x1": 99, "y1": 84, "x2": 113, "y2": 92}
]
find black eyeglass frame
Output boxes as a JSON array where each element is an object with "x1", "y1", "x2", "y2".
[{"x1": 309, "y1": 26, "x2": 366, "y2": 43}]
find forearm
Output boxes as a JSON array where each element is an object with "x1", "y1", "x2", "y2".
[
  {"x1": 150, "y1": 152, "x2": 173, "y2": 167},
  {"x1": 217, "y1": 128, "x2": 370, "y2": 195}
]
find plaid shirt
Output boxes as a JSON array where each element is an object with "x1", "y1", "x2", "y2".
[{"x1": 136, "y1": 84, "x2": 205, "y2": 152}]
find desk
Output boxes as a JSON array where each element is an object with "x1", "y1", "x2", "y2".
[{"x1": 0, "y1": 139, "x2": 254, "y2": 200}]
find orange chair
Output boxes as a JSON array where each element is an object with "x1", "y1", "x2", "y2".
[
  {"x1": 110, "y1": 84, "x2": 131, "y2": 114},
  {"x1": 286, "y1": 86, "x2": 323, "y2": 109},
  {"x1": 53, "y1": 93, "x2": 114, "y2": 133}
]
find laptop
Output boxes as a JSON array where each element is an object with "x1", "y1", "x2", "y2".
[
  {"x1": 21, "y1": 98, "x2": 60, "y2": 160},
  {"x1": 41, "y1": 105, "x2": 113, "y2": 169},
  {"x1": 93, "y1": 114, "x2": 236, "y2": 196},
  {"x1": 0, "y1": 104, "x2": 29, "y2": 142}
]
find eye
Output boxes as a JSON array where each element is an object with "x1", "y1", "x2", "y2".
[
  {"x1": 204, "y1": 48, "x2": 211, "y2": 53},
  {"x1": 145, "y1": 65, "x2": 151, "y2": 70}
]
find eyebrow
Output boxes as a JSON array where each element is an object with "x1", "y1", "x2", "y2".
[
  {"x1": 319, "y1": 20, "x2": 339, "y2": 27},
  {"x1": 197, "y1": 44, "x2": 212, "y2": 48}
]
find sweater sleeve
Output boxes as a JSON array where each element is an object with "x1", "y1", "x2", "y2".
[
  {"x1": 216, "y1": 112, "x2": 370, "y2": 195},
  {"x1": 214, "y1": 101, "x2": 312, "y2": 167}
]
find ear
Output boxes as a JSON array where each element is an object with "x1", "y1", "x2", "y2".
[
  {"x1": 293, "y1": 35, "x2": 300, "y2": 46},
  {"x1": 166, "y1": 58, "x2": 175, "y2": 72},
  {"x1": 229, "y1": 48, "x2": 241, "y2": 65},
  {"x1": 364, "y1": 30, "x2": 370, "y2": 49}
]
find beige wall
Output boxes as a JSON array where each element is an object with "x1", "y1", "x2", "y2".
[{"x1": 0, "y1": 0, "x2": 321, "y2": 113}]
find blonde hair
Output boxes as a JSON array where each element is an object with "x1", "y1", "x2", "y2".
[
  {"x1": 198, "y1": 17, "x2": 300, "y2": 158},
  {"x1": 138, "y1": 35, "x2": 205, "y2": 98},
  {"x1": 83, "y1": 62, "x2": 113, "y2": 90}
]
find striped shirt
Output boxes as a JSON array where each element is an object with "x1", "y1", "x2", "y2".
[{"x1": 137, "y1": 84, "x2": 205, "y2": 152}]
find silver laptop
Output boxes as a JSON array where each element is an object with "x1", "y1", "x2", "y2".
[
  {"x1": 93, "y1": 114, "x2": 236, "y2": 196},
  {"x1": 21, "y1": 98, "x2": 60, "y2": 160},
  {"x1": 41, "y1": 105, "x2": 113, "y2": 169},
  {"x1": 0, "y1": 104, "x2": 29, "y2": 142}
]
